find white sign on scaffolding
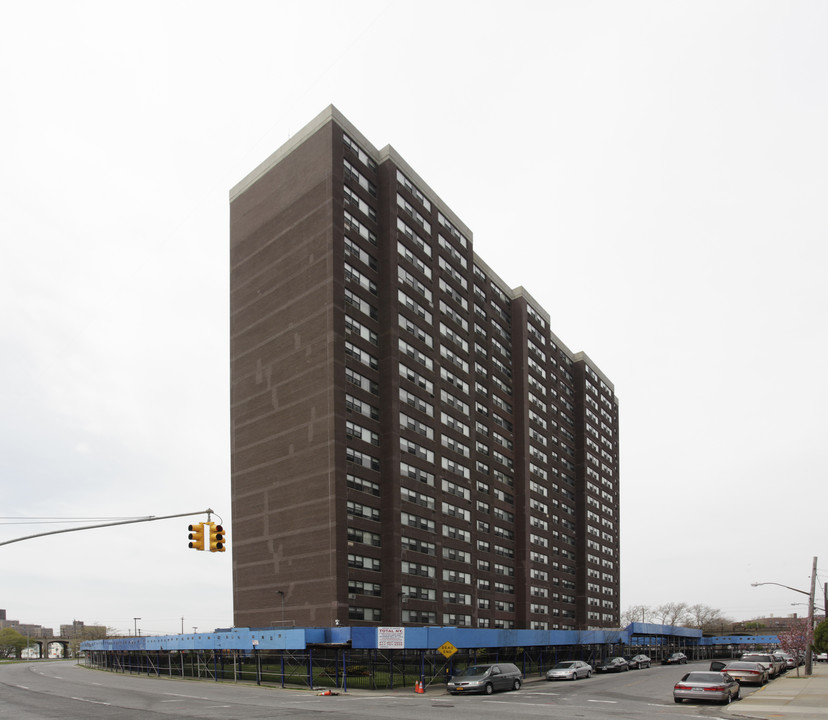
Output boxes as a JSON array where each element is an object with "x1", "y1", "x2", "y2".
[{"x1": 378, "y1": 626, "x2": 405, "y2": 649}]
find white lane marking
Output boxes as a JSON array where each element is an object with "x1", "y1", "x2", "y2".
[
  {"x1": 15, "y1": 685, "x2": 29, "y2": 690},
  {"x1": 71, "y1": 697, "x2": 111, "y2": 705},
  {"x1": 588, "y1": 699, "x2": 618, "y2": 703},
  {"x1": 483, "y1": 700, "x2": 558, "y2": 706}
]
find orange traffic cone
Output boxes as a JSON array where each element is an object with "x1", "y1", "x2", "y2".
[{"x1": 415, "y1": 679, "x2": 425, "y2": 694}]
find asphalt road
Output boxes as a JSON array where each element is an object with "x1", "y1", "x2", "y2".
[{"x1": 0, "y1": 660, "x2": 767, "y2": 720}]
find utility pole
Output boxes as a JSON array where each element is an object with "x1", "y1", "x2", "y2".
[{"x1": 806, "y1": 556, "x2": 817, "y2": 676}]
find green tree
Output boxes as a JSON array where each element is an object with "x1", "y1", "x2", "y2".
[
  {"x1": 814, "y1": 618, "x2": 828, "y2": 653},
  {"x1": 0, "y1": 628, "x2": 28, "y2": 659}
]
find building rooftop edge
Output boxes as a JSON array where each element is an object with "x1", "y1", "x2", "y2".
[
  {"x1": 229, "y1": 106, "x2": 616, "y2": 394},
  {"x1": 230, "y1": 104, "x2": 377, "y2": 202}
]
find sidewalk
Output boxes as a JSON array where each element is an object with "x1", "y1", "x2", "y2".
[{"x1": 724, "y1": 662, "x2": 828, "y2": 720}]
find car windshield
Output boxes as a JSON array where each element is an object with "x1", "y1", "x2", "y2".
[
  {"x1": 456, "y1": 666, "x2": 490, "y2": 677},
  {"x1": 553, "y1": 662, "x2": 575, "y2": 668}
]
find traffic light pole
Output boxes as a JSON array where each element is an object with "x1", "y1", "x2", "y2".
[{"x1": 0, "y1": 509, "x2": 216, "y2": 547}]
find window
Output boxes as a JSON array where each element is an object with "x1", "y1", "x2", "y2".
[
  {"x1": 397, "y1": 169, "x2": 431, "y2": 210},
  {"x1": 443, "y1": 569, "x2": 471, "y2": 584},
  {"x1": 348, "y1": 527, "x2": 381, "y2": 546},
  {"x1": 438, "y1": 212, "x2": 468, "y2": 248},
  {"x1": 345, "y1": 314, "x2": 378, "y2": 345},
  {"x1": 348, "y1": 580, "x2": 381, "y2": 597},
  {"x1": 400, "y1": 388, "x2": 433, "y2": 416},
  {"x1": 399, "y1": 362, "x2": 434, "y2": 394},
  {"x1": 442, "y1": 523, "x2": 471, "y2": 542},
  {"x1": 442, "y1": 546, "x2": 471, "y2": 563},
  {"x1": 402, "y1": 560, "x2": 435, "y2": 578},
  {"x1": 400, "y1": 437, "x2": 434, "y2": 463},
  {"x1": 401, "y1": 512, "x2": 434, "y2": 532},
  {"x1": 401, "y1": 486, "x2": 435, "y2": 510},
  {"x1": 346, "y1": 420, "x2": 379, "y2": 446},
  {"x1": 344, "y1": 185, "x2": 376, "y2": 221},
  {"x1": 347, "y1": 473, "x2": 380, "y2": 496},
  {"x1": 344, "y1": 210, "x2": 377, "y2": 245},
  {"x1": 348, "y1": 553, "x2": 381, "y2": 571},
  {"x1": 346, "y1": 448, "x2": 380, "y2": 471},
  {"x1": 345, "y1": 262, "x2": 377, "y2": 295},
  {"x1": 397, "y1": 193, "x2": 431, "y2": 233},
  {"x1": 345, "y1": 393, "x2": 379, "y2": 420},
  {"x1": 400, "y1": 461, "x2": 435, "y2": 486},
  {"x1": 347, "y1": 501, "x2": 380, "y2": 521},
  {"x1": 401, "y1": 536, "x2": 435, "y2": 555},
  {"x1": 400, "y1": 412, "x2": 433, "y2": 439},
  {"x1": 343, "y1": 133, "x2": 377, "y2": 170},
  {"x1": 349, "y1": 606, "x2": 382, "y2": 621}
]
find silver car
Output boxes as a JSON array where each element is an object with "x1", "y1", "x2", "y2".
[
  {"x1": 447, "y1": 663, "x2": 523, "y2": 695},
  {"x1": 741, "y1": 653, "x2": 781, "y2": 678},
  {"x1": 674, "y1": 671, "x2": 741, "y2": 705},
  {"x1": 721, "y1": 661, "x2": 769, "y2": 685},
  {"x1": 546, "y1": 660, "x2": 592, "y2": 681}
]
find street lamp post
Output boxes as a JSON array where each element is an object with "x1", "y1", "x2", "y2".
[{"x1": 752, "y1": 556, "x2": 818, "y2": 676}]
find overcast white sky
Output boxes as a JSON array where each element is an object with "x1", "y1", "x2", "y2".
[{"x1": 2, "y1": 1, "x2": 826, "y2": 637}]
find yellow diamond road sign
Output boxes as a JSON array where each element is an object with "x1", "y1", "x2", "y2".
[{"x1": 438, "y1": 641, "x2": 458, "y2": 658}]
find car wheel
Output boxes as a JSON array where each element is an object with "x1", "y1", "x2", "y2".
[
  {"x1": 735, "y1": 688, "x2": 741, "y2": 701},
  {"x1": 485, "y1": 683, "x2": 494, "y2": 695},
  {"x1": 586, "y1": 670, "x2": 592, "y2": 678},
  {"x1": 624, "y1": 665, "x2": 629, "y2": 671},
  {"x1": 674, "y1": 698, "x2": 682, "y2": 704},
  {"x1": 569, "y1": 673, "x2": 576, "y2": 680},
  {"x1": 722, "y1": 692, "x2": 732, "y2": 705},
  {"x1": 512, "y1": 679, "x2": 521, "y2": 691}
]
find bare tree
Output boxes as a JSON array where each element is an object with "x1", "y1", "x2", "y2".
[
  {"x1": 655, "y1": 602, "x2": 689, "y2": 626},
  {"x1": 685, "y1": 603, "x2": 731, "y2": 633},
  {"x1": 621, "y1": 604, "x2": 653, "y2": 626}
]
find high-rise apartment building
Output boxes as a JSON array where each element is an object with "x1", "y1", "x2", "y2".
[{"x1": 230, "y1": 106, "x2": 620, "y2": 631}]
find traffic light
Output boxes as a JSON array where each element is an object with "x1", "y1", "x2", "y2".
[
  {"x1": 188, "y1": 523, "x2": 205, "y2": 551},
  {"x1": 208, "y1": 522, "x2": 226, "y2": 552}
]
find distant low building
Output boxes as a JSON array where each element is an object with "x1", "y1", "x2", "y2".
[{"x1": 61, "y1": 620, "x2": 106, "y2": 638}]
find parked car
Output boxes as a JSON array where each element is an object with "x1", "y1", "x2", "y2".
[
  {"x1": 772, "y1": 652, "x2": 789, "y2": 672},
  {"x1": 596, "y1": 657, "x2": 630, "y2": 673},
  {"x1": 546, "y1": 660, "x2": 592, "y2": 681},
  {"x1": 719, "y1": 661, "x2": 769, "y2": 685},
  {"x1": 662, "y1": 652, "x2": 688, "y2": 665},
  {"x1": 674, "y1": 671, "x2": 741, "y2": 705},
  {"x1": 741, "y1": 653, "x2": 781, "y2": 678},
  {"x1": 447, "y1": 663, "x2": 523, "y2": 695},
  {"x1": 816, "y1": 652, "x2": 827, "y2": 663},
  {"x1": 775, "y1": 652, "x2": 797, "y2": 669},
  {"x1": 626, "y1": 654, "x2": 651, "y2": 669}
]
